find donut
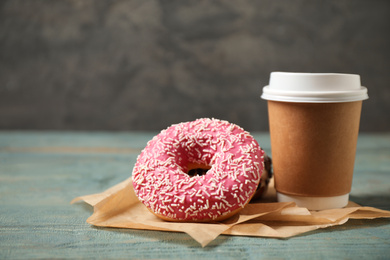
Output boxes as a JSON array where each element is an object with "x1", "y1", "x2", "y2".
[
  {"x1": 251, "y1": 155, "x2": 273, "y2": 201},
  {"x1": 132, "y1": 118, "x2": 266, "y2": 222}
]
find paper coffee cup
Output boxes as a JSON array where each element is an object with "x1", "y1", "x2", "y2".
[{"x1": 261, "y1": 72, "x2": 368, "y2": 210}]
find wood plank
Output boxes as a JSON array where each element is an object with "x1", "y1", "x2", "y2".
[{"x1": 0, "y1": 132, "x2": 389, "y2": 259}]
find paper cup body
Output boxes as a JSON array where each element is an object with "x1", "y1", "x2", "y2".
[{"x1": 261, "y1": 72, "x2": 368, "y2": 210}]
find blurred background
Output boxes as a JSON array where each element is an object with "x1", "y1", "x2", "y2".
[{"x1": 0, "y1": 0, "x2": 389, "y2": 132}]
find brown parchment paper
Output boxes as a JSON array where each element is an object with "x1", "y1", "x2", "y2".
[{"x1": 71, "y1": 178, "x2": 390, "y2": 247}]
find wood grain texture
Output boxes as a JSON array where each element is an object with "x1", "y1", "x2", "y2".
[{"x1": 0, "y1": 132, "x2": 389, "y2": 259}]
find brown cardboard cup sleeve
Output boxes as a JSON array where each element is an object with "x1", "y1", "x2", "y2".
[
  {"x1": 268, "y1": 101, "x2": 362, "y2": 197},
  {"x1": 71, "y1": 177, "x2": 390, "y2": 247}
]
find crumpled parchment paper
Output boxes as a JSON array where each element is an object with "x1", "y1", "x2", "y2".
[{"x1": 71, "y1": 178, "x2": 390, "y2": 247}]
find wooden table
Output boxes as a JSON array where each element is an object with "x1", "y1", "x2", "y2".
[{"x1": 1, "y1": 131, "x2": 389, "y2": 259}]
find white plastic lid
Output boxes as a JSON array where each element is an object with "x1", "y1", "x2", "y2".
[
  {"x1": 277, "y1": 192, "x2": 349, "y2": 211},
  {"x1": 261, "y1": 72, "x2": 369, "y2": 103}
]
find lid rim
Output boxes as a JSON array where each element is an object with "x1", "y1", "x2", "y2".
[
  {"x1": 260, "y1": 94, "x2": 369, "y2": 103},
  {"x1": 261, "y1": 85, "x2": 368, "y2": 103}
]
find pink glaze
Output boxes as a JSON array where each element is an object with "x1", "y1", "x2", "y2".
[{"x1": 132, "y1": 118, "x2": 265, "y2": 221}]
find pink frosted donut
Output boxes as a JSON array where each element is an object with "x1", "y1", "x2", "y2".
[{"x1": 132, "y1": 118, "x2": 265, "y2": 222}]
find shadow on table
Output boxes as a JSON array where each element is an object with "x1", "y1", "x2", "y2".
[
  {"x1": 91, "y1": 226, "x2": 231, "y2": 248},
  {"x1": 297, "y1": 217, "x2": 390, "y2": 239},
  {"x1": 92, "y1": 216, "x2": 390, "y2": 247},
  {"x1": 350, "y1": 194, "x2": 390, "y2": 211},
  {"x1": 72, "y1": 194, "x2": 390, "y2": 247},
  {"x1": 76, "y1": 202, "x2": 94, "y2": 212}
]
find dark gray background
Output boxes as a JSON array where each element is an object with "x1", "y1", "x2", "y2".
[{"x1": 1, "y1": 0, "x2": 389, "y2": 132}]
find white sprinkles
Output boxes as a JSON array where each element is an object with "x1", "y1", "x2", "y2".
[{"x1": 132, "y1": 118, "x2": 265, "y2": 221}]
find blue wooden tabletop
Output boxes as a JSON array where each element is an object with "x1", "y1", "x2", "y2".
[{"x1": 0, "y1": 131, "x2": 389, "y2": 259}]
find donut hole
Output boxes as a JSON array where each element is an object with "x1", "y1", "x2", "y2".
[{"x1": 186, "y1": 162, "x2": 211, "y2": 177}]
